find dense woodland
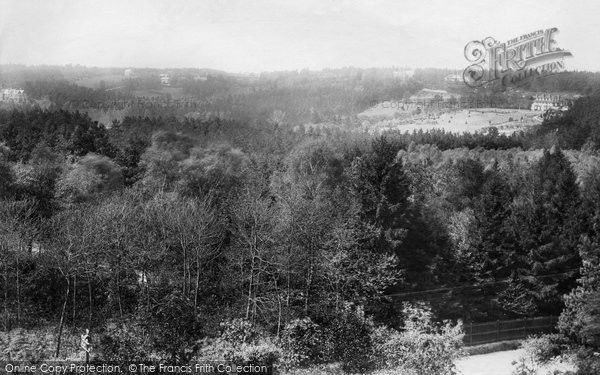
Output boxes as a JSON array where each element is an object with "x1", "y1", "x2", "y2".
[
  {"x1": 8, "y1": 67, "x2": 600, "y2": 125},
  {"x1": 2, "y1": 69, "x2": 600, "y2": 373}
]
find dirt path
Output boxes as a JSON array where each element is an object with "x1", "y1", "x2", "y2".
[{"x1": 455, "y1": 349, "x2": 575, "y2": 375}]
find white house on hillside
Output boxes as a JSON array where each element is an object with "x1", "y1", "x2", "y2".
[
  {"x1": 1, "y1": 88, "x2": 27, "y2": 103},
  {"x1": 531, "y1": 94, "x2": 569, "y2": 112}
]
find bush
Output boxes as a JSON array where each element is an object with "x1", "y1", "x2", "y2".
[
  {"x1": 0, "y1": 328, "x2": 54, "y2": 361},
  {"x1": 196, "y1": 319, "x2": 280, "y2": 371},
  {"x1": 219, "y1": 318, "x2": 262, "y2": 345},
  {"x1": 511, "y1": 334, "x2": 574, "y2": 375},
  {"x1": 280, "y1": 317, "x2": 325, "y2": 368},
  {"x1": 230, "y1": 340, "x2": 281, "y2": 370},
  {"x1": 371, "y1": 303, "x2": 465, "y2": 375},
  {"x1": 572, "y1": 346, "x2": 600, "y2": 375},
  {"x1": 99, "y1": 320, "x2": 153, "y2": 363},
  {"x1": 141, "y1": 291, "x2": 203, "y2": 361},
  {"x1": 0, "y1": 327, "x2": 84, "y2": 361},
  {"x1": 326, "y1": 304, "x2": 376, "y2": 373},
  {"x1": 522, "y1": 334, "x2": 569, "y2": 364}
]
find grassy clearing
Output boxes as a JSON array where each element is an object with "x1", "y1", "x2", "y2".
[
  {"x1": 74, "y1": 74, "x2": 125, "y2": 89},
  {"x1": 132, "y1": 87, "x2": 187, "y2": 99},
  {"x1": 360, "y1": 108, "x2": 542, "y2": 135}
]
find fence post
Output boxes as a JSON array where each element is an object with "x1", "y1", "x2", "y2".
[
  {"x1": 469, "y1": 322, "x2": 473, "y2": 346},
  {"x1": 496, "y1": 320, "x2": 500, "y2": 341}
]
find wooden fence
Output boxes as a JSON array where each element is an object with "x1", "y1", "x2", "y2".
[{"x1": 463, "y1": 316, "x2": 558, "y2": 346}]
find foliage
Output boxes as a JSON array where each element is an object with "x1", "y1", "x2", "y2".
[
  {"x1": 219, "y1": 318, "x2": 263, "y2": 345},
  {"x1": 196, "y1": 319, "x2": 280, "y2": 370},
  {"x1": 140, "y1": 291, "x2": 202, "y2": 361},
  {"x1": 326, "y1": 304, "x2": 377, "y2": 373},
  {"x1": 4, "y1": 80, "x2": 600, "y2": 371},
  {"x1": 99, "y1": 320, "x2": 153, "y2": 363},
  {"x1": 280, "y1": 317, "x2": 326, "y2": 368},
  {"x1": 55, "y1": 153, "x2": 123, "y2": 204},
  {"x1": 372, "y1": 303, "x2": 465, "y2": 375},
  {"x1": 0, "y1": 328, "x2": 81, "y2": 361},
  {"x1": 511, "y1": 335, "x2": 573, "y2": 375}
]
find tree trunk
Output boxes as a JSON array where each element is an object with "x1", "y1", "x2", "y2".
[
  {"x1": 117, "y1": 273, "x2": 123, "y2": 318},
  {"x1": 145, "y1": 269, "x2": 150, "y2": 312},
  {"x1": 287, "y1": 244, "x2": 291, "y2": 309},
  {"x1": 187, "y1": 260, "x2": 192, "y2": 299},
  {"x1": 245, "y1": 255, "x2": 255, "y2": 320},
  {"x1": 72, "y1": 275, "x2": 76, "y2": 324},
  {"x1": 16, "y1": 252, "x2": 20, "y2": 327},
  {"x1": 88, "y1": 277, "x2": 92, "y2": 327},
  {"x1": 194, "y1": 257, "x2": 200, "y2": 317},
  {"x1": 182, "y1": 245, "x2": 187, "y2": 295},
  {"x1": 3, "y1": 259, "x2": 8, "y2": 331},
  {"x1": 55, "y1": 278, "x2": 70, "y2": 359},
  {"x1": 277, "y1": 293, "x2": 282, "y2": 338},
  {"x1": 304, "y1": 265, "x2": 313, "y2": 314}
]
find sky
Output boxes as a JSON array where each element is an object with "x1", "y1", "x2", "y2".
[{"x1": 0, "y1": 0, "x2": 599, "y2": 73}]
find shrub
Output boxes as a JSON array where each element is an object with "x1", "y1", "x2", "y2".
[
  {"x1": 280, "y1": 317, "x2": 325, "y2": 368},
  {"x1": 512, "y1": 334, "x2": 574, "y2": 375},
  {"x1": 521, "y1": 334, "x2": 569, "y2": 364},
  {"x1": 0, "y1": 327, "x2": 83, "y2": 361},
  {"x1": 99, "y1": 320, "x2": 153, "y2": 363},
  {"x1": 219, "y1": 318, "x2": 262, "y2": 345},
  {"x1": 371, "y1": 303, "x2": 465, "y2": 375},
  {"x1": 141, "y1": 291, "x2": 203, "y2": 361},
  {"x1": 326, "y1": 304, "x2": 376, "y2": 373},
  {"x1": 230, "y1": 340, "x2": 281, "y2": 370},
  {"x1": 0, "y1": 328, "x2": 54, "y2": 361},
  {"x1": 196, "y1": 319, "x2": 280, "y2": 371},
  {"x1": 572, "y1": 346, "x2": 600, "y2": 375}
]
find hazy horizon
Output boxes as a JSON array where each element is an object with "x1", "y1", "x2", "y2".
[{"x1": 1, "y1": 0, "x2": 599, "y2": 73}]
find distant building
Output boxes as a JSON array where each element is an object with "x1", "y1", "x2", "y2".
[
  {"x1": 0, "y1": 88, "x2": 27, "y2": 103},
  {"x1": 531, "y1": 94, "x2": 569, "y2": 112},
  {"x1": 160, "y1": 73, "x2": 171, "y2": 86},
  {"x1": 124, "y1": 69, "x2": 134, "y2": 78}
]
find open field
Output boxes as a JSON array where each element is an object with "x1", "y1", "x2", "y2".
[
  {"x1": 73, "y1": 74, "x2": 125, "y2": 89},
  {"x1": 361, "y1": 108, "x2": 542, "y2": 135},
  {"x1": 358, "y1": 100, "x2": 418, "y2": 118},
  {"x1": 132, "y1": 86, "x2": 187, "y2": 98}
]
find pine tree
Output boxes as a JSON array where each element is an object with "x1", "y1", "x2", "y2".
[{"x1": 514, "y1": 147, "x2": 583, "y2": 315}]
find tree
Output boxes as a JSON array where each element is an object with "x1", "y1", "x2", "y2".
[
  {"x1": 274, "y1": 139, "x2": 344, "y2": 201},
  {"x1": 469, "y1": 165, "x2": 517, "y2": 280},
  {"x1": 157, "y1": 195, "x2": 224, "y2": 313},
  {"x1": 177, "y1": 144, "x2": 250, "y2": 201},
  {"x1": 350, "y1": 136, "x2": 409, "y2": 246},
  {"x1": 321, "y1": 215, "x2": 400, "y2": 315},
  {"x1": 557, "y1": 162, "x2": 600, "y2": 373},
  {"x1": 0, "y1": 200, "x2": 37, "y2": 330},
  {"x1": 229, "y1": 190, "x2": 281, "y2": 326},
  {"x1": 142, "y1": 291, "x2": 202, "y2": 361},
  {"x1": 55, "y1": 154, "x2": 123, "y2": 204},
  {"x1": 0, "y1": 158, "x2": 14, "y2": 199},
  {"x1": 512, "y1": 147, "x2": 583, "y2": 315},
  {"x1": 46, "y1": 206, "x2": 97, "y2": 357}
]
